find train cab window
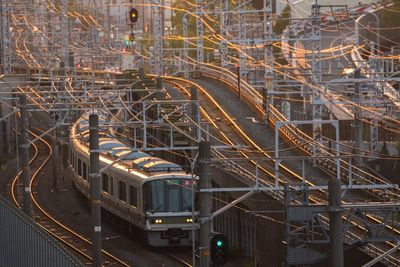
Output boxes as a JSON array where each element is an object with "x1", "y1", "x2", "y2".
[
  {"x1": 119, "y1": 181, "x2": 127, "y2": 202},
  {"x1": 110, "y1": 176, "x2": 114, "y2": 196},
  {"x1": 168, "y1": 184, "x2": 180, "y2": 212},
  {"x1": 143, "y1": 179, "x2": 194, "y2": 213},
  {"x1": 77, "y1": 159, "x2": 82, "y2": 176},
  {"x1": 102, "y1": 173, "x2": 109, "y2": 193},
  {"x1": 129, "y1": 186, "x2": 137, "y2": 207},
  {"x1": 83, "y1": 162, "x2": 88, "y2": 180}
]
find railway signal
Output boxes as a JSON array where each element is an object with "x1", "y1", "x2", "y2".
[
  {"x1": 210, "y1": 234, "x2": 228, "y2": 266},
  {"x1": 129, "y1": 33, "x2": 135, "y2": 42},
  {"x1": 129, "y1": 8, "x2": 138, "y2": 23}
]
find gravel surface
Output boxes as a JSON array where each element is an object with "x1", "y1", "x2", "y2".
[
  {"x1": 186, "y1": 77, "x2": 330, "y2": 186},
  {"x1": 0, "y1": 112, "x2": 186, "y2": 267},
  {"x1": 0, "y1": 158, "x2": 17, "y2": 196},
  {"x1": 36, "y1": 149, "x2": 186, "y2": 267}
]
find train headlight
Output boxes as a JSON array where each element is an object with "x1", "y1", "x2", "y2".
[
  {"x1": 153, "y1": 219, "x2": 163, "y2": 224},
  {"x1": 186, "y1": 218, "x2": 193, "y2": 223}
]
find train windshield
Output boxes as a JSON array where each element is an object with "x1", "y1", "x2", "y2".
[{"x1": 143, "y1": 179, "x2": 195, "y2": 213}]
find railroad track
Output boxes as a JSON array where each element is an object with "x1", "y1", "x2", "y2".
[
  {"x1": 165, "y1": 77, "x2": 328, "y2": 202},
  {"x1": 163, "y1": 250, "x2": 193, "y2": 267},
  {"x1": 164, "y1": 75, "x2": 400, "y2": 266},
  {"x1": 8, "y1": 128, "x2": 130, "y2": 266},
  {"x1": 199, "y1": 67, "x2": 400, "y2": 195}
]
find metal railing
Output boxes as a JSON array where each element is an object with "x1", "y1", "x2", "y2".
[{"x1": 0, "y1": 195, "x2": 84, "y2": 267}]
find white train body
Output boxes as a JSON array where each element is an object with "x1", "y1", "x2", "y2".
[{"x1": 69, "y1": 115, "x2": 198, "y2": 247}]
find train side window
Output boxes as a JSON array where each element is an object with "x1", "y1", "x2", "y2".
[
  {"x1": 77, "y1": 158, "x2": 82, "y2": 176},
  {"x1": 83, "y1": 162, "x2": 87, "y2": 180},
  {"x1": 102, "y1": 173, "x2": 109, "y2": 193},
  {"x1": 119, "y1": 181, "x2": 127, "y2": 202},
  {"x1": 129, "y1": 186, "x2": 137, "y2": 207},
  {"x1": 110, "y1": 176, "x2": 114, "y2": 196}
]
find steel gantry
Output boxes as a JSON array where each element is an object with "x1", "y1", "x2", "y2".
[
  {"x1": 196, "y1": 0, "x2": 204, "y2": 69},
  {"x1": 220, "y1": 0, "x2": 229, "y2": 70},
  {"x1": 151, "y1": 0, "x2": 163, "y2": 75},
  {"x1": 238, "y1": 0, "x2": 247, "y2": 79},
  {"x1": 1, "y1": 0, "x2": 11, "y2": 75},
  {"x1": 60, "y1": 0, "x2": 69, "y2": 66},
  {"x1": 183, "y1": 14, "x2": 189, "y2": 78},
  {"x1": 135, "y1": 0, "x2": 143, "y2": 68},
  {"x1": 263, "y1": 0, "x2": 273, "y2": 120},
  {"x1": 310, "y1": 3, "x2": 323, "y2": 160}
]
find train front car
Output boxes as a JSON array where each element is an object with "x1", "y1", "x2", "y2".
[
  {"x1": 138, "y1": 159, "x2": 198, "y2": 247},
  {"x1": 70, "y1": 112, "x2": 199, "y2": 247}
]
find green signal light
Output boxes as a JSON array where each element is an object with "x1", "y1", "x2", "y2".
[
  {"x1": 216, "y1": 240, "x2": 223, "y2": 247},
  {"x1": 125, "y1": 40, "x2": 130, "y2": 45}
]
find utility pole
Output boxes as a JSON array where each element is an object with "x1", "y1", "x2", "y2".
[
  {"x1": 198, "y1": 141, "x2": 211, "y2": 267},
  {"x1": 329, "y1": 178, "x2": 343, "y2": 267},
  {"x1": 20, "y1": 94, "x2": 32, "y2": 216},
  {"x1": 89, "y1": 114, "x2": 102, "y2": 267}
]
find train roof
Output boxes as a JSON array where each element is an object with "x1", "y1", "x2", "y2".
[
  {"x1": 107, "y1": 146, "x2": 131, "y2": 156},
  {"x1": 99, "y1": 139, "x2": 125, "y2": 150},
  {"x1": 114, "y1": 150, "x2": 150, "y2": 160},
  {"x1": 72, "y1": 112, "x2": 189, "y2": 179},
  {"x1": 132, "y1": 157, "x2": 182, "y2": 172}
]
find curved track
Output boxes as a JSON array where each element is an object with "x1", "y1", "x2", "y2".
[
  {"x1": 164, "y1": 75, "x2": 400, "y2": 266},
  {"x1": 8, "y1": 128, "x2": 130, "y2": 266}
]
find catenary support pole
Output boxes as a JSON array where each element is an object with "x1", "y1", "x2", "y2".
[
  {"x1": 237, "y1": 66, "x2": 241, "y2": 99},
  {"x1": 89, "y1": 114, "x2": 102, "y2": 267},
  {"x1": 329, "y1": 178, "x2": 343, "y2": 267},
  {"x1": 354, "y1": 68, "x2": 363, "y2": 164},
  {"x1": 53, "y1": 123, "x2": 59, "y2": 191},
  {"x1": 20, "y1": 94, "x2": 32, "y2": 216},
  {"x1": 155, "y1": 77, "x2": 163, "y2": 105},
  {"x1": 191, "y1": 87, "x2": 200, "y2": 142},
  {"x1": 199, "y1": 141, "x2": 211, "y2": 267},
  {"x1": 139, "y1": 67, "x2": 145, "y2": 80}
]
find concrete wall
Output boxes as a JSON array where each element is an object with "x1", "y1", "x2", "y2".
[{"x1": 211, "y1": 166, "x2": 285, "y2": 265}]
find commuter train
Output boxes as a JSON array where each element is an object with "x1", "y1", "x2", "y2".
[{"x1": 69, "y1": 111, "x2": 199, "y2": 247}]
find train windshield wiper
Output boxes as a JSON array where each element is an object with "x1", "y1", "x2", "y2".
[{"x1": 150, "y1": 203, "x2": 164, "y2": 214}]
